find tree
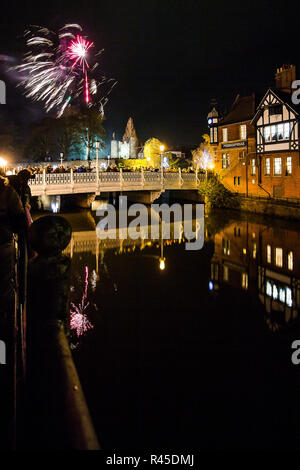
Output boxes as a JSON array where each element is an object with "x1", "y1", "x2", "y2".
[
  {"x1": 54, "y1": 111, "x2": 83, "y2": 159},
  {"x1": 192, "y1": 134, "x2": 214, "y2": 170},
  {"x1": 77, "y1": 108, "x2": 105, "y2": 161},
  {"x1": 144, "y1": 137, "x2": 164, "y2": 168},
  {"x1": 23, "y1": 118, "x2": 55, "y2": 162}
]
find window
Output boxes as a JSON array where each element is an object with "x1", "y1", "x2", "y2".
[
  {"x1": 253, "y1": 242, "x2": 257, "y2": 259},
  {"x1": 275, "y1": 247, "x2": 283, "y2": 267},
  {"x1": 286, "y1": 156, "x2": 292, "y2": 175},
  {"x1": 288, "y1": 251, "x2": 293, "y2": 271},
  {"x1": 267, "y1": 244, "x2": 272, "y2": 263},
  {"x1": 251, "y1": 158, "x2": 256, "y2": 176},
  {"x1": 240, "y1": 125, "x2": 247, "y2": 140},
  {"x1": 265, "y1": 157, "x2": 270, "y2": 175},
  {"x1": 213, "y1": 128, "x2": 218, "y2": 142},
  {"x1": 263, "y1": 123, "x2": 290, "y2": 142},
  {"x1": 264, "y1": 126, "x2": 271, "y2": 142},
  {"x1": 223, "y1": 266, "x2": 229, "y2": 281},
  {"x1": 210, "y1": 127, "x2": 213, "y2": 143},
  {"x1": 222, "y1": 128, "x2": 228, "y2": 142},
  {"x1": 274, "y1": 157, "x2": 282, "y2": 175},
  {"x1": 222, "y1": 238, "x2": 230, "y2": 255},
  {"x1": 284, "y1": 122, "x2": 290, "y2": 139},
  {"x1": 222, "y1": 153, "x2": 229, "y2": 169},
  {"x1": 239, "y1": 150, "x2": 245, "y2": 160},
  {"x1": 277, "y1": 123, "x2": 283, "y2": 140},
  {"x1": 242, "y1": 273, "x2": 248, "y2": 290},
  {"x1": 269, "y1": 105, "x2": 282, "y2": 115},
  {"x1": 234, "y1": 176, "x2": 241, "y2": 186}
]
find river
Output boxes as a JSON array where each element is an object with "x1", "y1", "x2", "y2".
[{"x1": 60, "y1": 204, "x2": 300, "y2": 450}]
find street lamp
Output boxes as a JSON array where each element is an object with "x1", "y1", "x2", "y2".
[
  {"x1": 95, "y1": 140, "x2": 100, "y2": 181},
  {"x1": 160, "y1": 144, "x2": 165, "y2": 185},
  {"x1": 60, "y1": 152, "x2": 64, "y2": 166},
  {"x1": 0, "y1": 157, "x2": 7, "y2": 174}
]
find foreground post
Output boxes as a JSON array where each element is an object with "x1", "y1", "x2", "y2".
[{"x1": 25, "y1": 215, "x2": 100, "y2": 450}]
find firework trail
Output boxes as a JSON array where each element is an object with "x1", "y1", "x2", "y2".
[
  {"x1": 12, "y1": 24, "x2": 117, "y2": 117},
  {"x1": 70, "y1": 265, "x2": 94, "y2": 337}
]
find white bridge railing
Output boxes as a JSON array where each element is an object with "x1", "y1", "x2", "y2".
[{"x1": 29, "y1": 169, "x2": 205, "y2": 196}]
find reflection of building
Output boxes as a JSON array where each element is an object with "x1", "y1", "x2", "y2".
[
  {"x1": 209, "y1": 219, "x2": 300, "y2": 330},
  {"x1": 111, "y1": 117, "x2": 139, "y2": 159}
]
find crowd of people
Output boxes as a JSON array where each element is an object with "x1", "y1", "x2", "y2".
[{"x1": 5, "y1": 163, "x2": 197, "y2": 175}]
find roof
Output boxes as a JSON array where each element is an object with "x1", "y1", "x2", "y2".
[
  {"x1": 251, "y1": 87, "x2": 300, "y2": 124},
  {"x1": 219, "y1": 94, "x2": 256, "y2": 125}
]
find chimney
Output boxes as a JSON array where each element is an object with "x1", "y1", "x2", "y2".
[{"x1": 275, "y1": 64, "x2": 296, "y2": 93}]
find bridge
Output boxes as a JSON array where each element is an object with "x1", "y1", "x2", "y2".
[{"x1": 29, "y1": 169, "x2": 205, "y2": 196}]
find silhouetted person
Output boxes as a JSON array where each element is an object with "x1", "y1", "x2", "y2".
[
  {"x1": 8, "y1": 169, "x2": 33, "y2": 211},
  {"x1": 0, "y1": 172, "x2": 26, "y2": 319}
]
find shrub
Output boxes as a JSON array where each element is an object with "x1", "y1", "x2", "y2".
[{"x1": 199, "y1": 176, "x2": 240, "y2": 209}]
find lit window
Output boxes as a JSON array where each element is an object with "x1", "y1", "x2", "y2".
[
  {"x1": 274, "y1": 158, "x2": 282, "y2": 175},
  {"x1": 271, "y1": 125, "x2": 277, "y2": 140},
  {"x1": 251, "y1": 158, "x2": 256, "y2": 176},
  {"x1": 284, "y1": 122, "x2": 290, "y2": 139},
  {"x1": 242, "y1": 273, "x2": 248, "y2": 290},
  {"x1": 222, "y1": 128, "x2": 228, "y2": 142},
  {"x1": 286, "y1": 156, "x2": 292, "y2": 175},
  {"x1": 213, "y1": 128, "x2": 218, "y2": 142},
  {"x1": 277, "y1": 123, "x2": 283, "y2": 140},
  {"x1": 240, "y1": 125, "x2": 247, "y2": 140},
  {"x1": 210, "y1": 127, "x2": 213, "y2": 143},
  {"x1": 286, "y1": 287, "x2": 292, "y2": 307},
  {"x1": 288, "y1": 251, "x2": 293, "y2": 270},
  {"x1": 222, "y1": 238, "x2": 230, "y2": 255},
  {"x1": 223, "y1": 266, "x2": 229, "y2": 281},
  {"x1": 264, "y1": 126, "x2": 271, "y2": 142},
  {"x1": 273, "y1": 284, "x2": 278, "y2": 300},
  {"x1": 275, "y1": 247, "x2": 283, "y2": 267},
  {"x1": 266, "y1": 244, "x2": 272, "y2": 263},
  {"x1": 253, "y1": 242, "x2": 257, "y2": 259},
  {"x1": 265, "y1": 157, "x2": 270, "y2": 175},
  {"x1": 279, "y1": 288, "x2": 285, "y2": 303},
  {"x1": 222, "y1": 153, "x2": 229, "y2": 169},
  {"x1": 266, "y1": 281, "x2": 272, "y2": 297}
]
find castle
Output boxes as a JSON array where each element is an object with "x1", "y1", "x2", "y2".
[{"x1": 110, "y1": 117, "x2": 139, "y2": 159}]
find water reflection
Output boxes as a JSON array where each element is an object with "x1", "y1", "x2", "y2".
[
  {"x1": 209, "y1": 218, "x2": 300, "y2": 331},
  {"x1": 61, "y1": 207, "x2": 300, "y2": 449}
]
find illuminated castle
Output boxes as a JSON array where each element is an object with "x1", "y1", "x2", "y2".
[{"x1": 111, "y1": 117, "x2": 138, "y2": 159}]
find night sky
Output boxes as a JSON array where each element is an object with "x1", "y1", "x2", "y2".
[{"x1": 1, "y1": 1, "x2": 300, "y2": 148}]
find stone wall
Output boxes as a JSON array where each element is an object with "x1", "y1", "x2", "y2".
[{"x1": 238, "y1": 196, "x2": 300, "y2": 221}]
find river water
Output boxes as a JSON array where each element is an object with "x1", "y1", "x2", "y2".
[{"x1": 61, "y1": 204, "x2": 300, "y2": 450}]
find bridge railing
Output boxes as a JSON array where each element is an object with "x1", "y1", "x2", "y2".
[{"x1": 29, "y1": 170, "x2": 204, "y2": 193}]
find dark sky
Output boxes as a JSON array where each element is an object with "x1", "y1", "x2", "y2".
[{"x1": 1, "y1": 0, "x2": 300, "y2": 147}]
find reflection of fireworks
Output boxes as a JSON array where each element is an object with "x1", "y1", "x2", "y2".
[
  {"x1": 70, "y1": 266, "x2": 94, "y2": 337},
  {"x1": 13, "y1": 24, "x2": 117, "y2": 117}
]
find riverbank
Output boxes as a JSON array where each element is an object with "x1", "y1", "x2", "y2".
[{"x1": 235, "y1": 195, "x2": 300, "y2": 221}]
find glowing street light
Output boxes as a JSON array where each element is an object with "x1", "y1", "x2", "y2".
[
  {"x1": 95, "y1": 140, "x2": 100, "y2": 183},
  {"x1": 160, "y1": 144, "x2": 165, "y2": 186},
  {"x1": 0, "y1": 157, "x2": 7, "y2": 174},
  {"x1": 159, "y1": 257, "x2": 166, "y2": 270}
]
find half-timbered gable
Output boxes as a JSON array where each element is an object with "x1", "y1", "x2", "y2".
[{"x1": 251, "y1": 89, "x2": 299, "y2": 153}]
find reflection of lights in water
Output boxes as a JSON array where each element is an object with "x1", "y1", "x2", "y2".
[
  {"x1": 266, "y1": 280, "x2": 293, "y2": 307},
  {"x1": 51, "y1": 201, "x2": 59, "y2": 213},
  {"x1": 90, "y1": 269, "x2": 97, "y2": 291},
  {"x1": 209, "y1": 281, "x2": 214, "y2": 291},
  {"x1": 159, "y1": 258, "x2": 165, "y2": 270},
  {"x1": 70, "y1": 266, "x2": 94, "y2": 337}
]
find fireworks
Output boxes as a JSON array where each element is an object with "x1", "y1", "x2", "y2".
[
  {"x1": 70, "y1": 266, "x2": 94, "y2": 337},
  {"x1": 13, "y1": 24, "x2": 117, "y2": 117}
]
